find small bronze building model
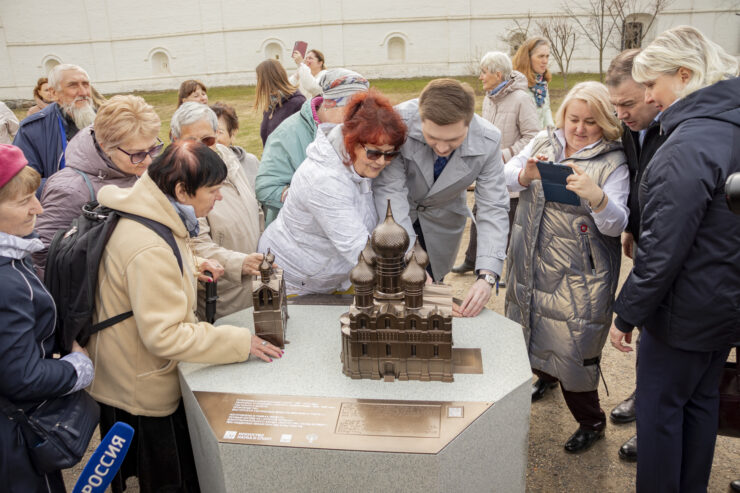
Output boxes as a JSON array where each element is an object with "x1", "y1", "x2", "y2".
[
  {"x1": 340, "y1": 202, "x2": 454, "y2": 382},
  {"x1": 252, "y1": 250, "x2": 288, "y2": 348}
]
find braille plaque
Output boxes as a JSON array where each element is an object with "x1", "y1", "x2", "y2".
[{"x1": 194, "y1": 391, "x2": 492, "y2": 453}]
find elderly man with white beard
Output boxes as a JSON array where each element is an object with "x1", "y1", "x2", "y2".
[{"x1": 13, "y1": 64, "x2": 96, "y2": 194}]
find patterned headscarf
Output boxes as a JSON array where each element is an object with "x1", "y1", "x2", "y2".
[
  {"x1": 319, "y1": 69, "x2": 369, "y2": 108},
  {"x1": 532, "y1": 73, "x2": 548, "y2": 108}
]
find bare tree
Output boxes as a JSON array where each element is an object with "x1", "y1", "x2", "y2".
[
  {"x1": 500, "y1": 12, "x2": 535, "y2": 55},
  {"x1": 563, "y1": 0, "x2": 619, "y2": 80},
  {"x1": 537, "y1": 17, "x2": 580, "y2": 89},
  {"x1": 607, "y1": 0, "x2": 671, "y2": 50}
]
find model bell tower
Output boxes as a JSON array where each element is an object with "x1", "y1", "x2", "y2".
[{"x1": 252, "y1": 248, "x2": 288, "y2": 348}]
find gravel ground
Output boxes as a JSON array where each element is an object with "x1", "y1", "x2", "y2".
[{"x1": 63, "y1": 192, "x2": 739, "y2": 492}]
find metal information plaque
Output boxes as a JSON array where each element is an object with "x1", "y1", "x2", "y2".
[
  {"x1": 194, "y1": 391, "x2": 493, "y2": 454},
  {"x1": 452, "y1": 348, "x2": 483, "y2": 374}
]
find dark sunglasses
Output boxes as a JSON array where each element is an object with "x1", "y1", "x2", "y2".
[
  {"x1": 183, "y1": 135, "x2": 217, "y2": 147},
  {"x1": 198, "y1": 135, "x2": 217, "y2": 147},
  {"x1": 117, "y1": 138, "x2": 164, "y2": 164},
  {"x1": 363, "y1": 145, "x2": 400, "y2": 161}
]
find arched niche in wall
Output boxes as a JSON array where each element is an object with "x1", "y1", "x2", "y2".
[
  {"x1": 42, "y1": 56, "x2": 61, "y2": 75},
  {"x1": 381, "y1": 32, "x2": 410, "y2": 63},
  {"x1": 257, "y1": 38, "x2": 286, "y2": 62},
  {"x1": 146, "y1": 47, "x2": 174, "y2": 76},
  {"x1": 622, "y1": 13, "x2": 654, "y2": 49}
]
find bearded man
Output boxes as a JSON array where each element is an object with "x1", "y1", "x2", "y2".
[{"x1": 14, "y1": 64, "x2": 96, "y2": 193}]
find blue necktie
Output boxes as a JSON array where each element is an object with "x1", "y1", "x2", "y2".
[{"x1": 433, "y1": 155, "x2": 448, "y2": 182}]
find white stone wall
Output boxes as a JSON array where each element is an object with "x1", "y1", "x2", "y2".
[{"x1": 0, "y1": 0, "x2": 737, "y2": 99}]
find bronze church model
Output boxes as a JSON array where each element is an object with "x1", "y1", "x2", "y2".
[
  {"x1": 340, "y1": 201, "x2": 454, "y2": 382},
  {"x1": 252, "y1": 249, "x2": 288, "y2": 348}
]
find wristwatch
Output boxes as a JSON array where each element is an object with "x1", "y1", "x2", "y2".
[
  {"x1": 476, "y1": 273, "x2": 498, "y2": 286},
  {"x1": 477, "y1": 272, "x2": 499, "y2": 295}
]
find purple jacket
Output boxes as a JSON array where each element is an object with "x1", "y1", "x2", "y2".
[
  {"x1": 260, "y1": 90, "x2": 306, "y2": 145},
  {"x1": 33, "y1": 125, "x2": 139, "y2": 277}
]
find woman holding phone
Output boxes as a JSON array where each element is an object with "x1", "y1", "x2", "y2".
[
  {"x1": 290, "y1": 47, "x2": 327, "y2": 99},
  {"x1": 504, "y1": 81, "x2": 628, "y2": 453}
]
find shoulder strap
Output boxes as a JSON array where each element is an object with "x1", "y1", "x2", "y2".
[
  {"x1": 117, "y1": 212, "x2": 183, "y2": 274},
  {"x1": 90, "y1": 212, "x2": 184, "y2": 333},
  {"x1": 73, "y1": 168, "x2": 96, "y2": 202}
]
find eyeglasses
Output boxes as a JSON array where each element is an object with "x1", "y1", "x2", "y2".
[
  {"x1": 363, "y1": 145, "x2": 400, "y2": 162},
  {"x1": 117, "y1": 138, "x2": 164, "y2": 164}
]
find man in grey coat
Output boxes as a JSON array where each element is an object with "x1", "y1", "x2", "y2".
[{"x1": 373, "y1": 79, "x2": 509, "y2": 317}]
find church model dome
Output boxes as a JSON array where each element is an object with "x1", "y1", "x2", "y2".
[
  {"x1": 400, "y1": 252, "x2": 426, "y2": 289},
  {"x1": 341, "y1": 202, "x2": 454, "y2": 383},
  {"x1": 401, "y1": 252, "x2": 426, "y2": 309},
  {"x1": 350, "y1": 251, "x2": 376, "y2": 287},
  {"x1": 404, "y1": 237, "x2": 429, "y2": 270},
  {"x1": 371, "y1": 200, "x2": 409, "y2": 258},
  {"x1": 361, "y1": 237, "x2": 377, "y2": 267}
]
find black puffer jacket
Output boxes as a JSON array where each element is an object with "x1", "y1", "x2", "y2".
[{"x1": 614, "y1": 77, "x2": 740, "y2": 352}]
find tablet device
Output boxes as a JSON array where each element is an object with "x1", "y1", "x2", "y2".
[{"x1": 535, "y1": 161, "x2": 581, "y2": 206}]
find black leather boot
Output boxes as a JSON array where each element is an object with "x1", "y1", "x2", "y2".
[
  {"x1": 564, "y1": 427, "x2": 605, "y2": 453},
  {"x1": 610, "y1": 391, "x2": 636, "y2": 423},
  {"x1": 451, "y1": 260, "x2": 475, "y2": 274},
  {"x1": 531, "y1": 377, "x2": 558, "y2": 402},
  {"x1": 618, "y1": 434, "x2": 637, "y2": 462}
]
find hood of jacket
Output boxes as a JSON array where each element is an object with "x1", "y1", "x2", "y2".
[
  {"x1": 65, "y1": 125, "x2": 133, "y2": 180},
  {"x1": 660, "y1": 77, "x2": 740, "y2": 134},
  {"x1": 490, "y1": 70, "x2": 530, "y2": 101},
  {"x1": 306, "y1": 123, "x2": 345, "y2": 168},
  {"x1": 97, "y1": 171, "x2": 188, "y2": 239}
]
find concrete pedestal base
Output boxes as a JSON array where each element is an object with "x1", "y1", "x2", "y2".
[{"x1": 179, "y1": 304, "x2": 531, "y2": 493}]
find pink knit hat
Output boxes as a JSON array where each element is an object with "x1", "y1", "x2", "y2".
[{"x1": 0, "y1": 144, "x2": 29, "y2": 189}]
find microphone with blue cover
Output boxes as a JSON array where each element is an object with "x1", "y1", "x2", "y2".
[{"x1": 72, "y1": 421, "x2": 134, "y2": 493}]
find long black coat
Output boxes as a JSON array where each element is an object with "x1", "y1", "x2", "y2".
[
  {"x1": 0, "y1": 251, "x2": 77, "y2": 492},
  {"x1": 614, "y1": 77, "x2": 740, "y2": 351}
]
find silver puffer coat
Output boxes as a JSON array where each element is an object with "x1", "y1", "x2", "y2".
[{"x1": 505, "y1": 133, "x2": 625, "y2": 392}]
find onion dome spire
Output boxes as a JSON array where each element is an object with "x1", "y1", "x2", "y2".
[
  {"x1": 401, "y1": 252, "x2": 426, "y2": 308},
  {"x1": 404, "y1": 237, "x2": 429, "y2": 270},
  {"x1": 351, "y1": 251, "x2": 376, "y2": 309},
  {"x1": 371, "y1": 200, "x2": 409, "y2": 258}
]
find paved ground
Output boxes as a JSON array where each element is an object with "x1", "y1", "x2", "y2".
[{"x1": 63, "y1": 192, "x2": 739, "y2": 492}]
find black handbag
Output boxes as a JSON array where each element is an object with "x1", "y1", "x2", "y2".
[
  {"x1": 718, "y1": 346, "x2": 740, "y2": 438},
  {"x1": 0, "y1": 389, "x2": 100, "y2": 474}
]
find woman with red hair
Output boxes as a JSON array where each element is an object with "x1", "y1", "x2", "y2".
[{"x1": 258, "y1": 89, "x2": 407, "y2": 294}]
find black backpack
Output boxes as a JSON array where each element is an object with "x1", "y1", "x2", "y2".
[{"x1": 45, "y1": 201, "x2": 183, "y2": 353}]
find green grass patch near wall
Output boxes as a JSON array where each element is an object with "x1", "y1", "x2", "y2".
[{"x1": 12, "y1": 73, "x2": 601, "y2": 159}]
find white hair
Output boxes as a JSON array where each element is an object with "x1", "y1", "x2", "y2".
[
  {"x1": 632, "y1": 26, "x2": 738, "y2": 99},
  {"x1": 170, "y1": 102, "x2": 218, "y2": 138},
  {"x1": 48, "y1": 64, "x2": 90, "y2": 91},
  {"x1": 480, "y1": 51, "x2": 512, "y2": 79}
]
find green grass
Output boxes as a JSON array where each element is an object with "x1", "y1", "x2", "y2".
[{"x1": 12, "y1": 73, "x2": 601, "y2": 159}]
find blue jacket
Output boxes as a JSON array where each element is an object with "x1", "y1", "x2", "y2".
[
  {"x1": 0, "y1": 240, "x2": 77, "y2": 492},
  {"x1": 13, "y1": 103, "x2": 74, "y2": 192},
  {"x1": 614, "y1": 77, "x2": 740, "y2": 351},
  {"x1": 255, "y1": 98, "x2": 318, "y2": 226}
]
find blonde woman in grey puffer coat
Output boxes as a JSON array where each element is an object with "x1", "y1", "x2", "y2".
[{"x1": 504, "y1": 81, "x2": 629, "y2": 454}]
